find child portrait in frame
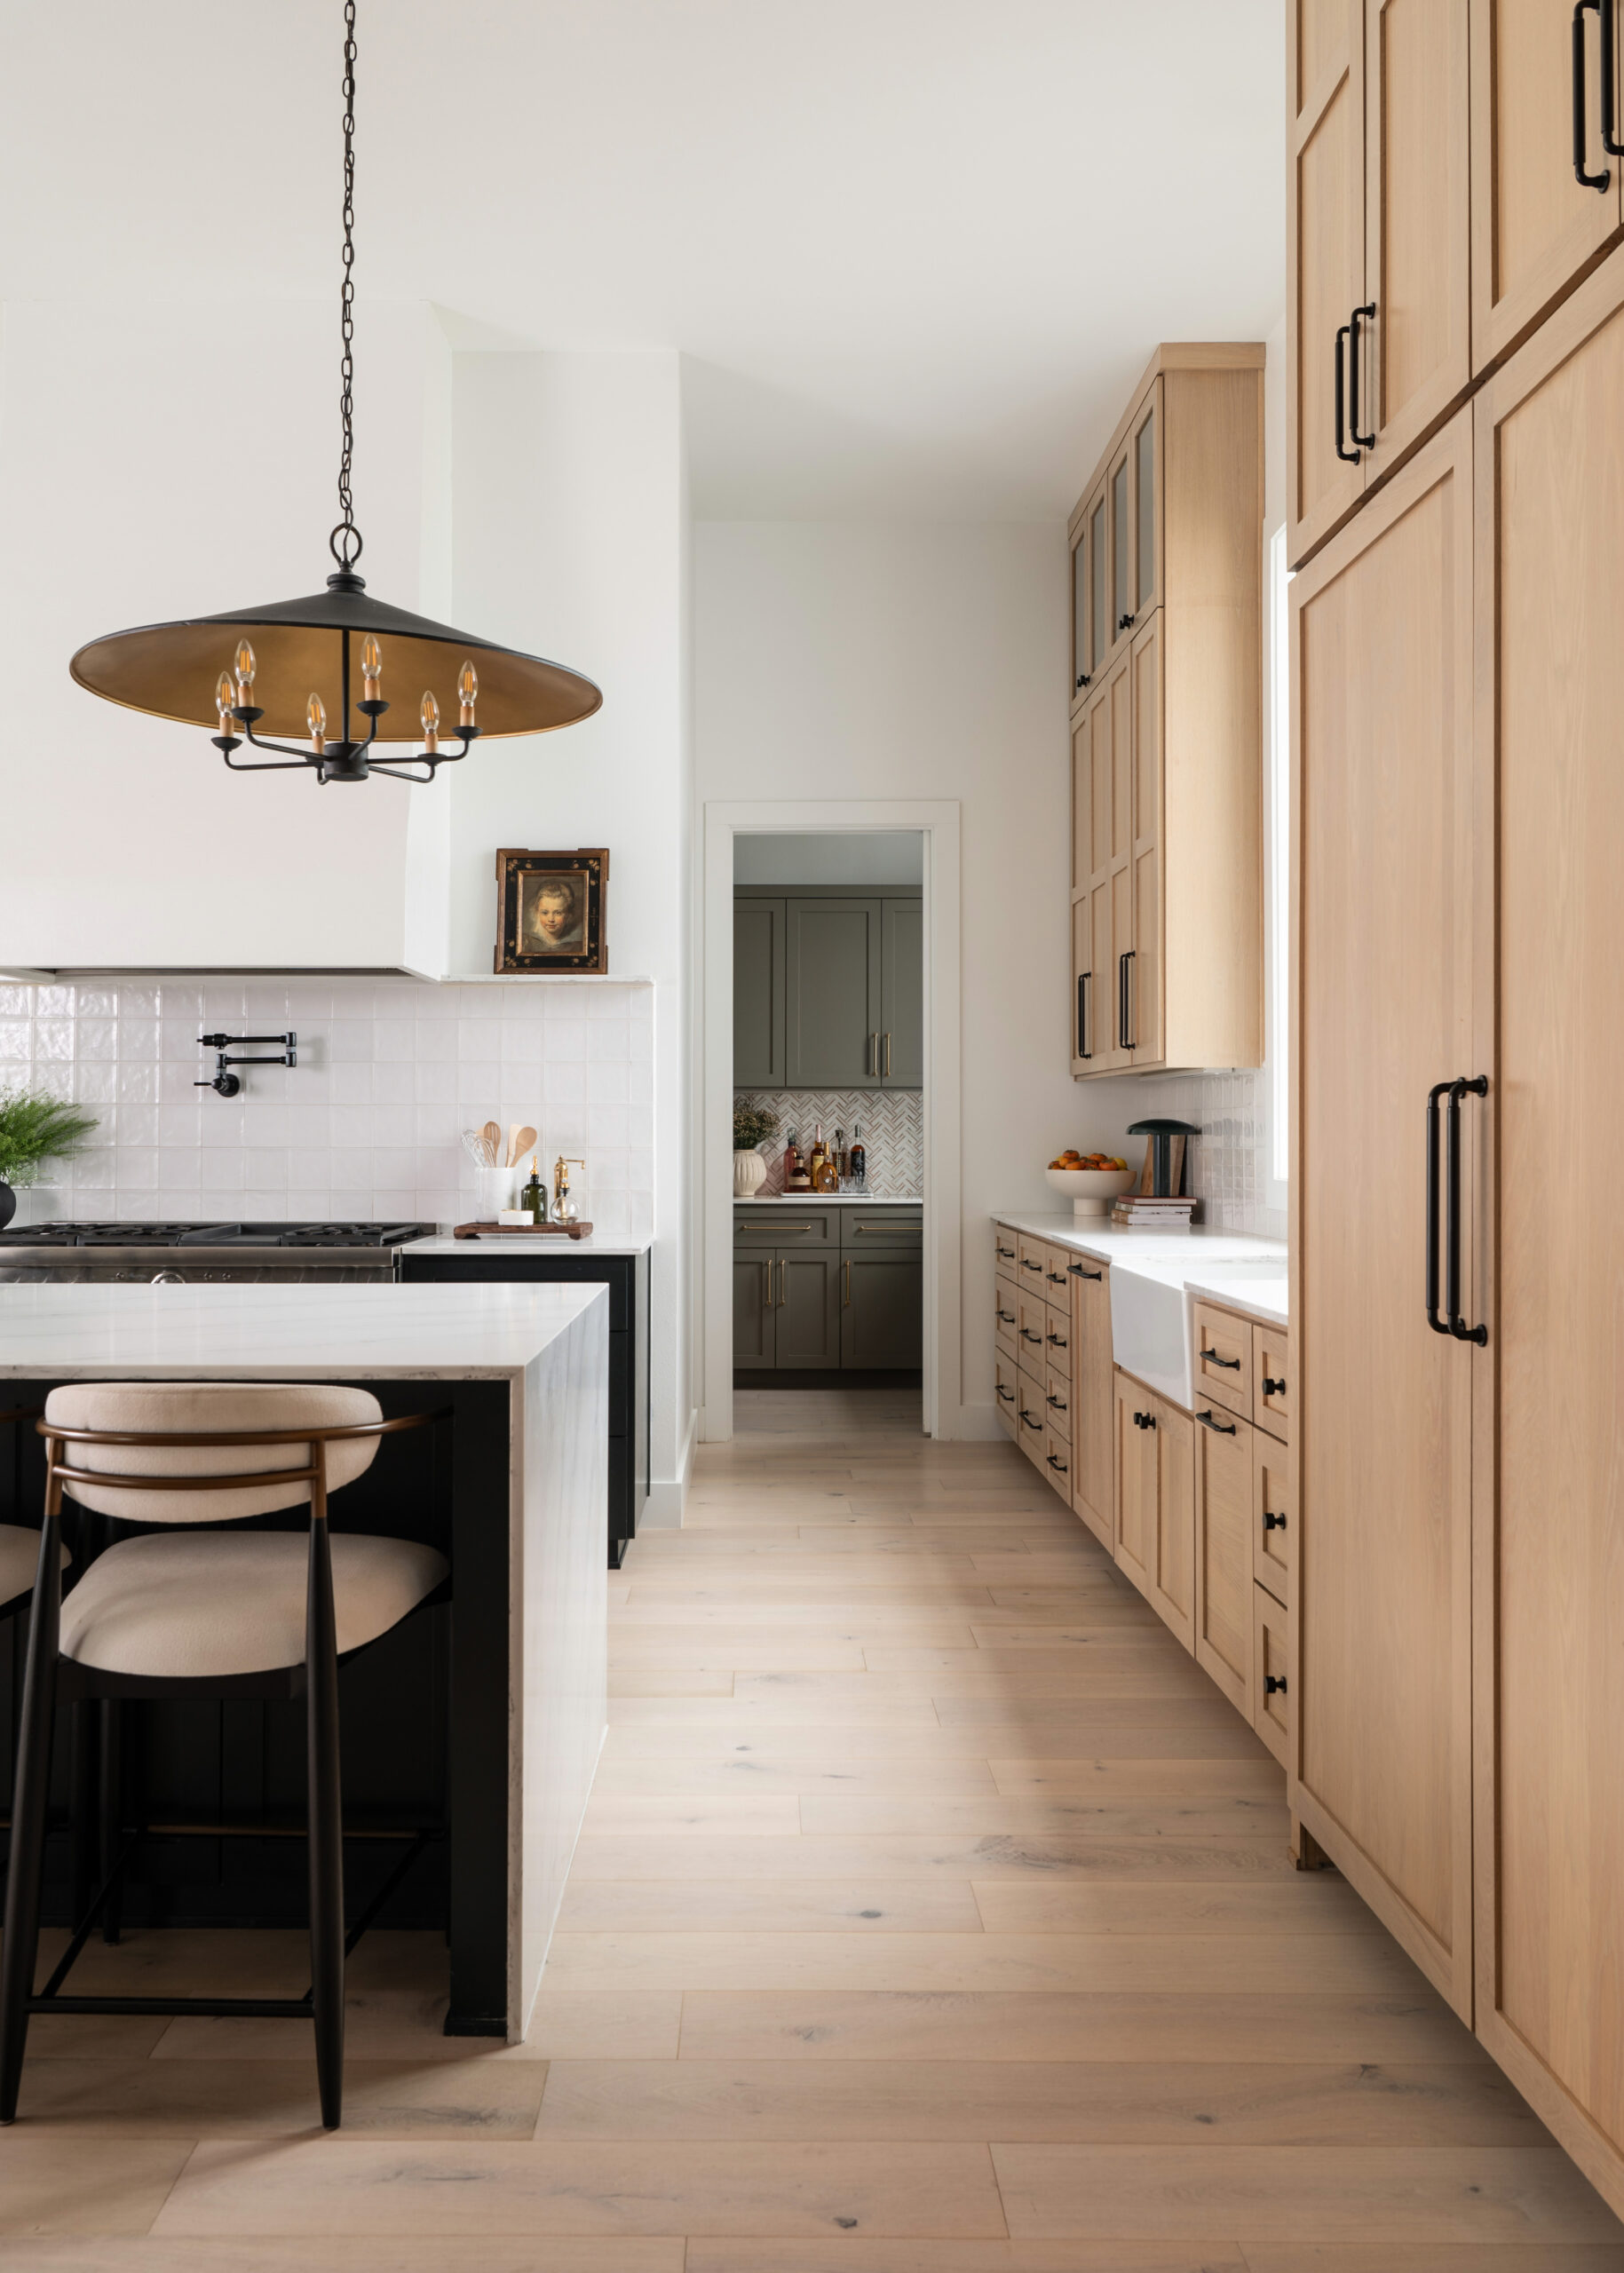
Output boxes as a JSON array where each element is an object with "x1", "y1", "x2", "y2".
[{"x1": 494, "y1": 848, "x2": 609, "y2": 973}]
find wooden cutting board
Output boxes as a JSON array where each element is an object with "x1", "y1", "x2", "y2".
[{"x1": 452, "y1": 1221, "x2": 594, "y2": 1241}]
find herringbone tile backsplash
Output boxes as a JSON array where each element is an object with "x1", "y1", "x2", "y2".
[{"x1": 736, "y1": 1089, "x2": 923, "y2": 1197}]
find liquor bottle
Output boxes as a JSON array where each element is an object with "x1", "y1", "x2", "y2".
[
  {"x1": 809, "y1": 1122, "x2": 826, "y2": 1186},
  {"x1": 833, "y1": 1127, "x2": 847, "y2": 1183},
  {"x1": 848, "y1": 1122, "x2": 866, "y2": 1187},
  {"x1": 785, "y1": 1131, "x2": 812, "y2": 1192},
  {"x1": 812, "y1": 1123, "x2": 837, "y2": 1193},
  {"x1": 520, "y1": 1156, "x2": 547, "y2": 1224}
]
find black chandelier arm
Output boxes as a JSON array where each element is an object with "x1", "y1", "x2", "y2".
[
  {"x1": 368, "y1": 735, "x2": 476, "y2": 785},
  {"x1": 214, "y1": 738, "x2": 320, "y2": 774}
]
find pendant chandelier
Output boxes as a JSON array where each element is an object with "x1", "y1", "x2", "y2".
[{"x1": 67, "y1": 2, "x2": 601, "y2": 785}]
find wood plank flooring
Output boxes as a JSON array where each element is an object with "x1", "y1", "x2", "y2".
[{"x1": 3, "y1": 1382, "x2": 1622, "y2": 2269}]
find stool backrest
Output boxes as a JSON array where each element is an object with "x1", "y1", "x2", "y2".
[{"x1": 42, "y1": 1382, "x2": 384, "y2": 1524}]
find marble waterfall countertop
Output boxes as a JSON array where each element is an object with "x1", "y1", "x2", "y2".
[
  {"x1": 0, "y1": 1279, "x2": 608, "y2": 2042},
  {"x1": 993, "y1": 1210, "x2": 1288, "y2": 1329},
  {"x1": 401, "y1": 1232, "x2": 653, "y2": 1257}
]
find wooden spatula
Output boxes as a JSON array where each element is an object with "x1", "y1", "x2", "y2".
[
  {"x1": 482, "y1": 1120, "x2": 502, "y2": 1167},
  {"x1": 511, "y1": 1123, "x2": 537, "y2": 1168}
]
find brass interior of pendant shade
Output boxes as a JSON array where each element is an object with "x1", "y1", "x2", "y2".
[{"x1": 70, "y1": 603, "x2": 601, "y2": 743}]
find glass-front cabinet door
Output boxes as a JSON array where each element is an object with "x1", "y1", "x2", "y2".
[
  {"x1": 1089, "y1": 487, "x2": 1108, "y2": 688},
  {"x1": 1110, "y1": 446, "x2": 1132, "y2": 647},
  {"x1": 1131, "y1": 380, "x2": 1162, "y2": 621},
  {"x1": 1070, "y1": 524, "x2": 1090, "y2": 712}
]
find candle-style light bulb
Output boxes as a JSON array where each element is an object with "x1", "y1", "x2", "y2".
[
  {"x1": 234, "y1": 639, "x2": 257, "y2": 699},
  {"x1": 307, "y1": 693, "x2": 327, "y2": 754},
  {"x1": 456, "y1": 659, "x2": 479, "y2": 727},
  {"x1": 420, "y1": 690, "x2": 440, "y2": 753},
  {"x1": 360, "y1": 635, "x2": 383, "y2": 700},
  {"x1": 215, "y1": 671, "x2": 236, "y2": 729}
]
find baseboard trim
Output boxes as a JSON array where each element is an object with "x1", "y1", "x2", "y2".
[{"x1": 641, "y1": 1406, "x2": 698, "y2": 1528}]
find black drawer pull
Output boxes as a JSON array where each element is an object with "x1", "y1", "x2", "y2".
[
  {"x1": 1349, "y1": 303, "x2": 1376, "y2": 451},
  {"x1": 1021, "y1": 1411, "x2": 1042, "y2": 1433},
  {"x1": 1021, "y1": 1328, "x2": 1043, "y2": 1345},
  {"x1": 1196, "y1": 1409, "x2": 1238, "y2": 1436},
  {"x1": 996, "y1": 1306, "x2": 1015, "y2": 1325},
  {"x1": 1047, "y1": 1452, "x2": 1069, "y2": 1474},
  {"x1": 1575, "y1": 0, "x2": 1612, "y2": 187},
  {"x1": 996, "y1": 1244, "x2": 1015, "y2": 1259},
  {"x1": 1021, "y1": 1257, "x2": 1042, "y2": 1271},
  {"x1": 1262, "y1": 1374, "x2": 1287, "y2": 1398},
  {"x1": 1334, "y1": 320, "x2": 1359, "y2": 463},
  {"x1": 1047, "y1": 1329, "x2": 1067, "y2": 1347},
  {"x1": 1200, "y1": 1346, "x2": 1242, "y2": 1369},
  {"x1": 996, "y1": 1384, "x2": 1015, "y2": 1403},
  {"x1": 1068, "y1": 1262, "x2": 1103, "y2": 1279},
  {"x1": 1264, "y1": 1674, "x2": 1288, "y2": 1697},
  {"x1": 1047, "y1": 1392, "x2": 1066, "y2": 1411},
  {"x1": 1045, "y1": 1269, "x2": 1067, "y2": 1286}
]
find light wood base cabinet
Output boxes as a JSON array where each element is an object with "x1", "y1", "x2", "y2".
[
  {"x1": 1192, "y1": 1401, "x2": 1253, "y2": 1717},
  {"x1": 1067, "y1": 1253, "x2": 1113, "y2": 1549},
  {"x1": 1113, "y1": 1371, "x2": 1195, "y2": 1651}
]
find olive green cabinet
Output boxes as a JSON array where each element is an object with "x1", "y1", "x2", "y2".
[
  {"x1": 841, "y1": 1250, "x2": 923, "y2": 1368},
  {"x1": 734, "y1": 1206, "x2": 922, "y2": 1372},
  {"x1": 734, "y1": 888, "x2": 922, "y2": 1091}
]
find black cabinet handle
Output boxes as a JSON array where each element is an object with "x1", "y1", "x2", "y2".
[
  {"x1": 1077, "y1": 970, "x2": 1092, "y2": 1060},
  {"x1": 1021, "y1": 1327, "x2": 1043, "y2": 1345},
  {"x1": 1349, "y1": 304, "x2": 1376, "y2": 450},
  {"x1": 1263, "y1": 1509, "x2": 1287, "y2": 1532},
  {"x1": 1022, "y1": 1257, "x2": 1042, "y2": 1272},
  {"x1": 996, "y1": 1384, "x2": 1015, "y2": 1403},
  {"x1": 1047, "y1": 1452, "x2": 1069, "y2": 1475},
  {"x1": 996, "y1": 1244, "x2": 1015, "y2": 1259},
  {"x1": 1264, "y1": 1674, "x2": 1288, "y2": 1697},
  {"x1": 1046, "y1": 1330, "x2": 1067, "y2": 1348},
  {"x1": 1068, "y1": 1262, "x2": 1103, "y2": 1279},
  {"x1": 1046, "y1": 1269, "x2": 1068, "y2": 1287},
  {"x1": 1075, "y1": 670, "x2": 1091, "y2": 691},
  {"x1": 1604, "y1": 0, "x2": 1624, "y2": 150},
  {"x1": 1046, "y1": 1392, "x2": 1066, "y2": 1411},
  {"x1": 1118, "y1": 949, "x2": 1135, "y2": 1050},
  {"x1": 1426, "y1": 1079, "x2": 1451, "y2": 1335},
  {"x1": 1021, "y1": 1411, "x2": 1042, "y2": 1434},
  {"x1": 1199, "y1": 1346, "x2": 1242, "y2": 1369},
  {"x1": 997, "y1": 1306, "x2": 1016, "y2": 1324},
  {"x1": 1334, "y1": 321, "x2": 1359, "y2": 463},
  {"x1": 1446, "y1": 1076, "x2": 1489, "y2": 1345},
  {"x1": 1196, "y1": 1408, "x2": 1238, "y2": 1435},
  {"x1": 1262, "y1": 1374, "x2": 1287, "y2": 1398},
  {"x1": 1132, "y1": 1409, "x2": 1157, "y2": 1431},
  {"x1": 1117, "y1": 612, "x2": 1136, "y2": 633},
  {"x1": 1576, "y1": 0, "x2": 1612, "y2": 185}
]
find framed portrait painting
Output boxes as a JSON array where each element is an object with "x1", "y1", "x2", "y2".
[{"x1": 494, "y1": 848, "x2": 610, "y2": 974}]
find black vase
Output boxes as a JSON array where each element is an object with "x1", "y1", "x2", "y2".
[{"x1": 0, "y1": 1181, "x2": 13, "y2": 1232}]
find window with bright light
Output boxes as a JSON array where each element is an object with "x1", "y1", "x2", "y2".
[{"x1": 1267, "y1": 523, "x2": 1291, "y2": 1189}]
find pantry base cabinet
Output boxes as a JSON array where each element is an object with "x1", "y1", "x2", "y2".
[{"x1": 1468, "y1": 244, "x2": 1624, "y2": 2219}]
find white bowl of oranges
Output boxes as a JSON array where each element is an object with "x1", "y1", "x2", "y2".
[{"x1": 1046, "y1": 1151, "x2": 1136, "y2": 1216}]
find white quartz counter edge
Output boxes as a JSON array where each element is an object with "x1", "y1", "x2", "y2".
[
  {"x1": 993, "y1": 1211, "x2": 1288, "y2": 1327},
  {"x1": 403, "y1": 1235, "x2": 652, "y2": 1256},
  {"x1": 733, "y1": 1196, "x2": 920, "y2": 1208}
]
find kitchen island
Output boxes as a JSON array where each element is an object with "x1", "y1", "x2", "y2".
[{"x1": 0, "y1": 1280, "x2": 608, "y2": 2043}]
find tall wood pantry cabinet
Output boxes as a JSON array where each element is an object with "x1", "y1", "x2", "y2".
[
  {"x1": 1291, "y1": 239, "x2": 1624, "y2": 2219},
  {"x1": 1290, "y1": 0, "x2": 1624, "y2": 571},
  {"x1": 1068, "y1": 345, "x2": 1264, "y2": 1078}
]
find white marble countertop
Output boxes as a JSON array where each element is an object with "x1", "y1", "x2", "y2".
[
  {"x1": 404, "y1": 1233, "x2": 651, "y2": 1256},
  {"x1": 733, "y1": 1195, "x2": 920, "y2": 1208},
  {"x1": 992, "y1": 1210, "x2": 1288, "y2": 1330},
  {"x1": 0, "y1": 1281, "x2": 609, "y2": 1376}
]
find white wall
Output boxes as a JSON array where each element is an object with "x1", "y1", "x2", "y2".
[
  {"x1": 449, "y1": 351, "x2": 693, "y2": 1511},
  {"x1": 696, "y1": 520, "x2": 1114, "y2": 1431},
  {"x1": 0, "y1": 297, "x2": 449, "y2": 970}
]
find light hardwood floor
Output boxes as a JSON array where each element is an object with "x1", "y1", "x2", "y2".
[{"x1": 4, "y1": 1384, "x2": 1623, "y2": 2269}]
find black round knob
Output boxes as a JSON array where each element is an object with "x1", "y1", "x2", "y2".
[{"x1": 1264, "y1": 1674, "x2": 1288, "y2": 1696}]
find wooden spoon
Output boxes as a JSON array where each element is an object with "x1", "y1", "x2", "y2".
[
  {"x1": 511, "y1": 1124, "x2": 537, "y2": 1168},
  {"x1": 481, "y1": 1120, "x2": 502, "y2": 1167}
]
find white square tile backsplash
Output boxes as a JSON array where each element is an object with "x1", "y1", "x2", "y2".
[
  {"x1": 1140, "y1": 1067, "x2": 1285, "y2": 1240},
  {"x1": 0, "y1": 977, "x2": 654, "y2": 1237}
]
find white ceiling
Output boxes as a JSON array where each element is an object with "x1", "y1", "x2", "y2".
[{"x1": 1, "y1": 0, "x2": 1285, "y2": 520}]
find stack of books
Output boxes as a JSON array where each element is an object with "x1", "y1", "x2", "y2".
[{"x1": 1111, "y1": 1194, "x2": 1200, "y2": 1230}]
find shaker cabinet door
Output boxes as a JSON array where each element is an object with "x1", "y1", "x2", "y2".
[
  {"x1": 774, "y1": 1252, "x2": 842, "y2": 1369},
  {"x1": 880, "y1": 898, "x2": 923, "y2": 1088},
  {"x1": 841, "y1": 1253, "x2": 923, "y2": 1369},
  {"x1": 1288, "y1": 0, "x2": 1367, "y2": 564},
  {"x1": 784, "y1": 899, "x2": 883, "y2": 1088},
  {"x1": 733, "y1": 898, "x2": 786, "y2": 1089},
  {"x1": 733, "y1": 1255, "x2": 776, "y2": 1366}
]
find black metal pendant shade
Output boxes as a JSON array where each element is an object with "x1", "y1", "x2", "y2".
[{"x1": 69, "y1": 574, "x2": 602, "y2": 745}]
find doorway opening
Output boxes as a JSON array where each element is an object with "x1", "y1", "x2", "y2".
[{"x1": 700, "y1": 798, "x2": 963, "y2": 1446}]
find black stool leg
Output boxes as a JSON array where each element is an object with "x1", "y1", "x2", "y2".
[
  {"x1": 0, "y1": 1515, "x2": 62, "y2": 2123},
  {"x1": 305, "y1": 1510, "x2": 345, "y2": 2130},
  {"x1": 99, "y1": 1699, "x2": 123, "y2": 1944},
  {"x1": 69, "y1": 1699, "x2": 96, "y2": 1926}
]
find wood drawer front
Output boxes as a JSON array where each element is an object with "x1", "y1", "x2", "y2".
[
  {"x1": 1015, "y1": 1232, "x2": 1051, "y2": 1290},
  {"x1": 1193, "y1": 1406, "x2": 1254, "y2": 1721},
  {"x1": 1016, "y1": 1287, "x2": 1050, "y2": 1379},
  {"x1": 994, "y1": 1351, "x2": 1020, "y2": 1437},
  {"x1": 1252, "y1": 1425, "x2": 1294, "y2": 1611},
  {"x1": 1042, "y1": 1300, "x2": 1073, "y2": 1374},
  {"x1": 1192, "y1": 1300, "x2": 1252, "y2": 1418},
  {"x1": 1252, "y1": 1319, "x2": 1291, "y2": 1438},
  {"x1": 1038, "y1": 1247, "x2": 1073, "y2": 1303},
  {"x1": 1042, "y1": 1424, "x2": 1074, "y2": 1502},
  {"x1": 1013, "y1": 1372, "x2": 1047, "y2": 1461},
  {"x1": 1253, "y1": 1584, "x2": 1292, "y2": 1770},
  {"x1": 994, "y1": 1284, "x2": 1019, "y2": 1364},
  {"x1": 735, "y1": 1209, "x2": 833, "y2": 1247},
  {"x1": 1043, "y1": 1358, "x2": 1072, "y2": 1441},
  {"x1": 993, "y1": 1228, "x2": 1020, "y2": 1286}
]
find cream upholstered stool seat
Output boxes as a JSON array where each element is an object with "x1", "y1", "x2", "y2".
[
  {"x1": 61, "y1": 1526, "x2": 446, "y2": 1678},
  {"x1": 0, "y1": 1379, "x2": 450, "y2": 2134},
  {"x1": 0, "y1": 1525, "x2": 65, "y2": 1613}
]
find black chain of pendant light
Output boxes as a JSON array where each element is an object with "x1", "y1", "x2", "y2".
[
  {"x1": 66, "y1": 0, "x2": 603, "y2": 781},
  {"x1": 330, "y1": 0, "x2": 361, "y2": 571}
]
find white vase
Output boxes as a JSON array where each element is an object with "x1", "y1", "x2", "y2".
[{"x1": 733, "y1": 1147, "x2": 767, "y2": 1198}]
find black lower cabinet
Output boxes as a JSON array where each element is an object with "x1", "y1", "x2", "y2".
[{"x1": 401, "y1": 1246, "x2": 650, "y2": 1568}]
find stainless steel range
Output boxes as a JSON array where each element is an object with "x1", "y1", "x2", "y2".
[{"x1": 0, "y1": 1222, "x2": 435, "y2": 1286}]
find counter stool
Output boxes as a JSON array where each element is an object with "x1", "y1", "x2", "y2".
[
  {"x1": 0, "y1": 1382, "x2": 450, "y2": 2130},
  {"x1": 0, "y1": 1407, "x2": 59, "y2": 1625}
]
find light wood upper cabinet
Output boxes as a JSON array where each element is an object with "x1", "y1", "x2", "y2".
[
  {"x1": 1290, "y1": 408, "x2": 1477, "y2": 2021},
  {"x1": 1470, "y1": 0, "x2": 1621, "y2": 373},
  {"x1": 1068, "y1": 347, "x2": 1264, "y2": 1080},
  {"x1": 1364, "y1": 0, "x2": 1472, "y2": 481},
  {"x1": 1470, "y1": 244, "x2": 1624, "y2": 2210},
  {"x1": 1290, "y1": 0, "x2": 1367, "y2": 563}
]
